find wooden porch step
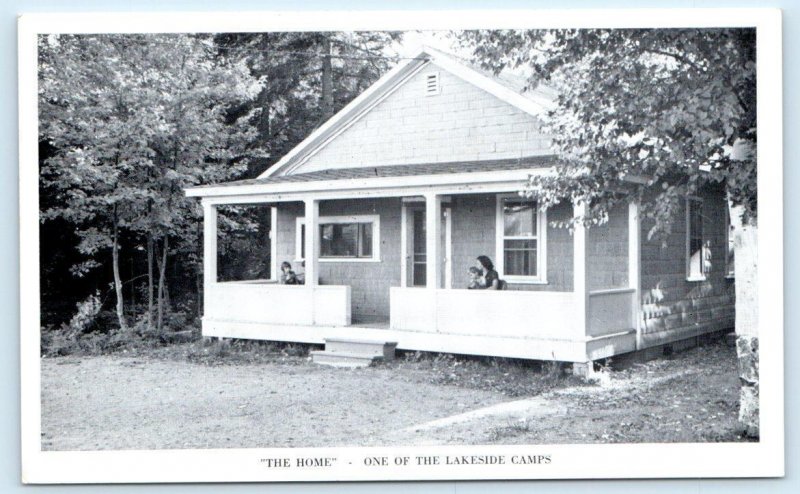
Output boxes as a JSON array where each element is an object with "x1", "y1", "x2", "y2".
[
  {"x1": 323, "y1": 337, "x2": 398, "y2": 360},
  {"x1": 310, "y1": 350, "x2": 383, "y2": 368}
]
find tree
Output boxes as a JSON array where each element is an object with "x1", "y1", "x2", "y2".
[
  {"x1": 462, "y1": 29, "x2": 758, "y2": 436},
  {"x1": 208, "y1": 31, "x2": 402, "y2": 282},
  {"x1": 215, "y1": 31, "x2": 402, "y2": 176},
  {"x1": 39, "y1": 33, "x2": 264, "y2": 331}
]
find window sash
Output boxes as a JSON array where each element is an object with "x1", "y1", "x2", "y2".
[
  {"x1": 686, "y1": 198, "x2": 706, "y2": 279},
  {"x1": 499, "y1": 196, "x2": 542, "y2": 279}
]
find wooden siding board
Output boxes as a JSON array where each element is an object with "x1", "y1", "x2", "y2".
[{"x1": 587, "y1": 202, "x2": 629, "y2": 291}]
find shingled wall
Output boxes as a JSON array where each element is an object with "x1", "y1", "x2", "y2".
[
  {"x1": 290, "y1": 62, "x2": 551, "y2": 173},
  {"x1": 639, "y1": 186, "x2": 736, "y2": 347}
]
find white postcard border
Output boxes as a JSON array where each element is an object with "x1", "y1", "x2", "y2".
[{"x1": 19, "y1": 8, "x2": 784, "y2": 484}]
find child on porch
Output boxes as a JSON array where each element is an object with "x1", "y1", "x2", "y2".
[
  {"x1": 467, "y1": 266, "x2": 482, "y2": 289},
  {"x1": 280, "y1": 261, "x2": 300, "y2": 285}
]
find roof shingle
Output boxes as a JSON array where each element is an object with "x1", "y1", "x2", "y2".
[{"x1": 195, "y1": 155, "x2": 556, "y2": 190}]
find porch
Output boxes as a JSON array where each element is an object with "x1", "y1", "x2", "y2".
[
  {"x1": 191, "y1": 164, "x2": 642, "y2": 363},
  {"x1": 201, "y1": 284, "x2": 637, "y2": 363}
]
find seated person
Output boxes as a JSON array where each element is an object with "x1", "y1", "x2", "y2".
[
  {"x1": 467, "y1": 266, "x2": 483, "y2": 289},
  {"x1": 476, "y1": 255, "x2": 501, "y2": 290},
  {"x1": 295, "y1": 261, "x2": 306, "y2": 285},
  {"x1": 279, "y1": 261, "x2": 300, "y2": 285}
]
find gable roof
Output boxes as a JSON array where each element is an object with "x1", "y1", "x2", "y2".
[{"x1": 259, "y1": 45, "x2": 556, "y2": 179}]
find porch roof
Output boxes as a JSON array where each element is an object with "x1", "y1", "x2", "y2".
[{"x1": 187, "y1": 155, "x2": 557, "y2": 198}]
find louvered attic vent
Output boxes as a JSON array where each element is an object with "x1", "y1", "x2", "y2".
[{"x1": 425, "y1": 72, "x2": 440, "y2": 96}]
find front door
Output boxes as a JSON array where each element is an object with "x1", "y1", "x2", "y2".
[
  {"x1": 410, "y1": 207, "x2": 451, "y2": 288},
  {"x1": 412, "y1": 209, "x2": 427, "y2": 286}
]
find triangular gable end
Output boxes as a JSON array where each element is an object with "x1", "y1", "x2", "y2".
[{"x1": 263, "y1": 47, "x2": 554, "y2": 177}]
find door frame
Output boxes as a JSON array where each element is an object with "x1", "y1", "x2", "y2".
[{"x1": 400, "y1": 200, "x2": 451, "y2": 289}]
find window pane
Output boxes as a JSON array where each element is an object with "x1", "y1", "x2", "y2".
[
  {"x1": 317, "y1": 222, "x2": 375, "y2": 258},
  {"x1": 359, "y1": 223, "x2": 373, "y2": 257},
  {"x1": 727, "y1": 222, "x2": 735, "y2": 276},
  {"x1": 504, "y1": 239, "x2": 537, "y2": 276},
  {"x1": 321, "y1": 223, "x2": 358, "y2": 257},
  {"x1": 503, "y1": 200, "x2": 536, "y2": 237},
  {"x1": 300, "y1": 224, "x2": 305, "y2": 259},
  {"x1": 688, "y1": 200, "x2": 704, "y2": 277}
]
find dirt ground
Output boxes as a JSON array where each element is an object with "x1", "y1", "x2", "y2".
[{"x1": 40, "y1": 338, "x2": 748, "y2": 450}]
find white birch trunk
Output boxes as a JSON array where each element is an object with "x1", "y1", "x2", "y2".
[{"x1": 730, "y1": 202, "x2": 759, "y2": 437}]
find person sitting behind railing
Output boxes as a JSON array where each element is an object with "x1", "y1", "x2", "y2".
[
  {"x1": 467, "y1": 266, "x2": 483, "y2": 289},
  {"x1": 280, "y1": 261, "x2": 300, "y2": 285},
  {"x1": 295, "y1": 260, "x2": 306, "y2": 285},
  {"x1": 476, "y1": 255, "x2": 502, "y2": 290}
]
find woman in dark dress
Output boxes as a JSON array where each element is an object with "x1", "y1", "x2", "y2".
[{"x1": 476, "y1": 255, "x2": 501, "y2": 290}]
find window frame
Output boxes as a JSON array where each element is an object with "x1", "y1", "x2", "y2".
[
  {"x1": 685, "y1": 197, "x2": 707, "y2": 282},
  {"x1": 296, "y1": 214, "x2": 381, "y2": 263},
  {"x1": 724, "y1": 202, "x2": 735, "y2": 279},
  {"x1": 495, "y1": 193, "x2": 548, "y2": 284}
]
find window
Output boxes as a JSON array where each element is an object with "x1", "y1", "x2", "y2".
[
  {"x1": 686, "y1": 198, "x2": 709, "y2": 281},
  {"x1": 725, "y1": 205, "x2": 735, "y2": 278},
  {"x1": 424, "y1": 72, "x2": 440, "y2": 96},
  {"x1": 296, "y1": 215, "x2": 380, "y2": 262},
  {"x1": 496, "y1": 194, "x2": 546, "y2": 283}
]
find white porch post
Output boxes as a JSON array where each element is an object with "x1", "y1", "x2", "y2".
[
  {"x1": 400, "y1": 202, "x2": 408, "y2": 288},
  {"x1": 270, "y1": 206, "x2": 278, "y2": 281},
  {"x1": 304, "y1": 198, "x2": 320, "y2": 286},
  {"x1": 572, "y1": 201, "x2": 588, "y2": 339},
  {"x1": 572, "y1": 200, "x2": 592, "y2": 376},
  {"x1": 628, "y1": 200, "x2": 642, "y2": 349},
  {"x1": 425, "y1": 193, "x2": 442, "y2": 290},
  {"x1": 202, "y1": 201, "x2": 218, "y2": 313}
]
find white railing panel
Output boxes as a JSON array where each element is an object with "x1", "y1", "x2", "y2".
[
  {"x1": 205, "y1": 282, "x2": 351, "y2": 327},
  {"x1": 389, "y1": 287, "x2": 437, "y2": 332},
  {"x1": 391, "y1": 287, "x2": 576, "y2": 339},
  {"x1": 588, "y1": 288, "x2": 635, "y2": 337}
]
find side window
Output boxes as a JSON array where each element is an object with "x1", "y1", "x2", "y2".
[
  {"x1": 725, "y1": 205, "x2": 735, "y2": 277},
  {"x1": 686, "y1": 198, "x2": 710, "y2": 280}
]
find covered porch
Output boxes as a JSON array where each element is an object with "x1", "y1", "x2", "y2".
[{"x1": 189, "y1": 162, "x2": 642, "y2": 363}]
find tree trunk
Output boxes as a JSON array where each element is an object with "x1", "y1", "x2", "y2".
[
  {"x1": 147, "y1": 233, "x2": 154, "y2": 330},
  {"x1": 112, "y1": 207, "x2": 126, "y2": 331},
  {"x1": 730, "y1": 202, "x2": 759, "y2": 438},
  {"x1": 157, "y1": 235, "x2": 169, "y2": 332},
  {"x1": 321, "y1": 35, "x2": 334, "y2": 120}
]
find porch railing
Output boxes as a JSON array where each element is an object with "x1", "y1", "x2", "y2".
[
  {"x1": 389, "y1": 287, "x2": 579, "y2": 339},
  {"x1": 204, "y1": 281, "x2": 351, "y2": 327},
  {"x1": 587, "y1": 287, "x2": 636, "y2": 337}
]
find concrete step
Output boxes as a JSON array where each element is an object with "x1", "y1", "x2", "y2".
[
  {"x1": 323, "y1": 337, "x2": 398, "y2": 360},
  {"x1": 310, "y1": 350, "x2": 383, "y2": 368}
]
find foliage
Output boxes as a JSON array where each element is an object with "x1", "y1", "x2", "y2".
[
  {"x1": 214, "y1": 31, "x2": 403, "y2": 176},
  {"x1": 38, "y1": 31, "x2": 401, "y2": 333},
  {"x1": 38, "y1": 33, "x2": 265, "y2": 329},
  {"x1": 461, "y1": 29, "x2": 756, "y2": 237},
  {"x1": 67, "y1": 291, "x2": 102, "y2": 333}
]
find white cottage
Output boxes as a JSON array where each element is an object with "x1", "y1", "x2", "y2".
[{"x1": 186, "y1": 46, "x2": 735, "y2": 369}]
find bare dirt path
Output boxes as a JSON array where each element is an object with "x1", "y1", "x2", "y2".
[
  {"x1": 41, "y1": 356, "x2": 505, "y2": 450},
  {"x1": 40, "y1": 339, "x2": 745, "y2": 450}
]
